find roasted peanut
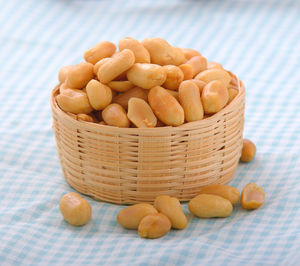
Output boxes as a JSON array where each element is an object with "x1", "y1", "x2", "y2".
[
  {"x1": 66, "y1": 62, "x2": 94, "y2": 89},
  {"x1": 126, "y1": 63, "x2": 167, "y2": 90},
  {"x1": 138, "y1": 213, "x2": 171, "y2": 239},
  {"x1": 195, "y1": 68, "x2": 232, "y2": 88},
  {"x1": 112, "y1": 87, "x2": 148, "y2": 110},
  {"x1": 190, "y1": 79, "x2": 206, "y2": 94},
  {"x1": 179, "y1": 80, "x2": 204, "y2": 122},
  {"x1": 76, "y1": 113, "x2": 94, "y2": 122},
  {"x1": 154, "y1": 195, "x2": 187, "y2": 229},
  {"x1": 108, "y1": 80, "x2": 134, "y2": 93},
  {"x1": 86, "y1": 79, "x2": 112, "y2": 110},
  {"x1": 185, "y1": 56, "x2": 207, "y2": 76},
  {"x1": 240, "y1": 139, "x2": 256, "y2": 162},
  {"x1": 127, "y1": 98, "x2": 157, "y2": 128},
  {"x1": 171, "y1": 47, "x2": 187, "y2": 65},
  {"x1": 148, "y1": 86, "x2": 184, "y2": 126},
  {"x1": 179, "y1": 64, "x2": 194, "y2": 80},
  {"x1": 198, "y1": 184, "x2": 240, "y2": 205},
  {"x1": 207, "y1": 61, "x2": 223, "y2": 70},
  {"x1": 188, "y1": 194, "x2": 232, "y2": 218},
  {"x1": 98, "y1": 49, "x2": 135, "y2": 84},
  {"x1": 84, "y1": 41, "x2": 116, "y2": 64},
  {"x1": 162, "y1": 65, "x2": 184, "y2": 91},
  {"x1": 56, "y1": 88, "x2": 93, "y2": 114},
  {"x1": 227, "y1": 87, "x2": 238, "y2": 104},
  {"x1": 102, "y1": 103, "x2": 130, "y2": 127},
  {"x1": 241, "y1": 183, "x2": 265, "y2": 210},
  {"x1": 93, "y1": 58, "x2": 112, "y2": 75},
  {"x1": 165, "y1": 89, "x2": 179, "y2": 101},
  {"x1": 181, "y1": 48, "x2": 201, "y2": 61},
  {"x1": 59, "y1": 192, "x2": 92, "y2": 226},
  {"x1": 201, "y1": 80, "x2": 229, "y2": 114},
  {"x1": 117, "y1": 203, "x2": 158, "y2": 229},
  {"x1": 141, "y1": 38, "x2": 180, "y2": 66},
  {"x1": 119, "y1": 37, "x2": 150, "y2": 63},
  {"x1": 59, "y1": 82, "x2": 69, "y2": 94},
  {"x1": 58, "y1": 65, "x2": 73, "y2": 83}
]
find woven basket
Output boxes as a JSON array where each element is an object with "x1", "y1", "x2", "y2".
[{"x1": 51, "y1": 73, "x2": 245, "y2": 204}]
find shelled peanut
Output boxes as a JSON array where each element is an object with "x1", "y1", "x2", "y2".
[
  {"x1": 116, "y1": 183, "x2": 264, "y2": 239},
  {"x1": 56, "y1": 37, "x2": 240, "y2": 127},
  {"x1": 117, "y1": 195, "x2": 187, "y2": 239},
  {"x1": 60, "y1": 192, "x2": 92, "y2": 226}
]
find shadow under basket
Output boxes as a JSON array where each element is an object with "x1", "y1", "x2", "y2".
[{"x1": 51, "y1": 73, "x2": 245, "y2": 204}]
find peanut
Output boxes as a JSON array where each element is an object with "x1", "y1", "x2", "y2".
[
  {"x1": 127, "y1": 98, "x2": 157, "y2": 128},
  {"x1": 185, "y1": 56, "x2": 207, "y2": 77},
  {"x1": 141, "y1": 38, "x2": 180, "y2": 66},
  {"x1": 98, "y1": 49, "x2": 135, "y2": 84},
  {"x1": 84, "y1": 41, "x2": 116, "y2": 64},
  {"x1": 165, "y1": 89, "x2": 179, "y2": 101},
  {"x1": 148, "y1": 86, "x2": 184, "y2": 126},
  {"x1": 126, "y1": 63, "x2": 167, "y2": 90},
  {"x1": 56, "y1": 88, "x2": 93, "y2": 114},
  {"x1": 76, "y1": 113, "x2": 94, "y2": 123},
  {"x1": 119, "y1": 37, "x2": 150, "y2": 63},
  {"x1": 112, "y1": 87, "x2": 148, "y2": 110},
  {"x1": 59, "y1": 82, "x2": 69, "y2": 94},
  {"x1": 162, "y1": 65, "x2": 184, "y2": 91},
  {"x1": 179, "y1": 64, "x2": 194, "y2": 80},
  {"x1": 240, "y1": 139, "x2": 256, "y2": 162},
  {"x1": 198, "y1": 184, "x2": 240, "y2": 205},
  {"x1": 138, "y1": 213, "x2": 171, "y2": 239},
  {"x1": 201, "y1": 80, "x2": 229, "y2": 114},
  {"x1": 188, "y1": 194, "x2": 232, "y2": 218},
  {"x1": 59, "y1": 192, "x2": 92, "y2": 226},
  {"x1": 86, "y1": 79, "x2": 112, "y2": 110},
  {"x1": 190, "y1": 79, "x2": 206, "y2": 94},
  {"x1": 58, "y1": 65, "x2": 73, "y2": 83},
  {"x1": 178, "y1": 80, "x2": 204, "y2": 122},
  {"x1": 227, "y1": 87, "x2": 238, "y2": 104},
  {"x1": 93, "y1": 58, "x2": 112, "y2": 75},
  {"x1": 108, "y1": 80, "x2": 134, "y2": 92},
  {"x1": 195, "y1": 68, "x2": 232, "y2": 88},
  {"x1": 66, "y1": 62, "x2": 94, "y2": 89},
  {"x1": 207, "y1": 61, "x2": 223, "y2": 70},
  {"x1": 171, "y1": 47, "x2": 187, "y2": 65},
  {"x1": 102, "y1": 103, "x2": 130, "y2": 127},
  {"x1": 117, "y1": 203, "x2": 158, "y2": 229},
  {"x1": 154, "y1": 195, "x2": 187, "y2": 229},
  {"x1": 181, "y1": 48, "x2": 201, "y2": 61},
  {"x1": 241, "y1": 183, "x2": 265, "y2": 210}
]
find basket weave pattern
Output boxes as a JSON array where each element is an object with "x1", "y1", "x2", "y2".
[{"x1": 51, "y1": 75, "x2": 245, "y2": 204}]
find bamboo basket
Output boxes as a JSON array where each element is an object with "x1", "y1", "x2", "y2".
[{"x1": 51, "y1": 73, "x2": 245, "y2": 204}]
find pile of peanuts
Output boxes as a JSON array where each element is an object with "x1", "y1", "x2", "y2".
[
  {"x1": 59, "y1": 182, "x2": 265, "y2": 239},
  {"x1": 116, "y1": 183, "x2": 265, "y2": 239},
  {"x1": 56, "y1": 37, "x2": 239, "y2": 127}
]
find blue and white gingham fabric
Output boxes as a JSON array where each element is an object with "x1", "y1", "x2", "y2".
[{"x1": 0, "y1": 0, "x2": 299, "y2": 265}]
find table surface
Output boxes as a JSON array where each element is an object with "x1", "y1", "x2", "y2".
[{"x1": 0, "y1": 0, "x2": 299, "y2": 265}]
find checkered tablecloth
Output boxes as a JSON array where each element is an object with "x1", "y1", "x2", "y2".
[{"x1": 0, "y1": 0, "x2": 299, "y2": 265}]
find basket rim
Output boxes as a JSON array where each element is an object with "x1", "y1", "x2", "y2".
[{"x1": 50, "y1": 71, "x2": 245, "y2": 134}]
